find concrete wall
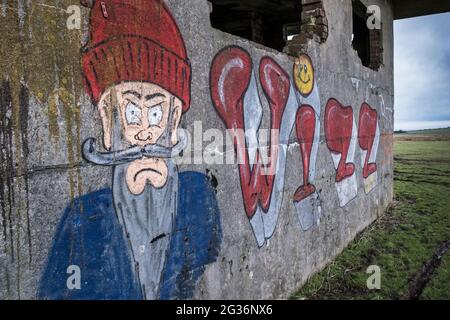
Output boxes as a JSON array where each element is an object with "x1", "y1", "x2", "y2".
[{"x1": 0, "y1": 0, "x2": 394, "y2": 300}]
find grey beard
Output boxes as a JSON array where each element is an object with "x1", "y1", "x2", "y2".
[{"x1": 112, "y1": 160, "x2": 178, "y2": 300}]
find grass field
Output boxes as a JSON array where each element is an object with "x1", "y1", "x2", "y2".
[{"x1": 292, "y1": 128, "x2": 450, "y2": 300}]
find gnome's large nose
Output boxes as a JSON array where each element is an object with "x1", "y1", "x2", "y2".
[{"x1": 135, "y1": 129, "x2": 153, "y2": 142}]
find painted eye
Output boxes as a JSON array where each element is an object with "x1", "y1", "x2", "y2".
[
  {"x1": 148, "y1": 105, "x2": 163, "y2": 126},
  {"x1": 125, "y1": 102, "x2": 141, "y2": 125},
  {"x1": 297, "y1": 65, "x2": 302, "y2": 76},
  {"x1": 304, "y1": 65, "x2": 308, "y2": 73}
]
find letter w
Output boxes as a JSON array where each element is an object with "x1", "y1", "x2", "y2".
[{"x1": 210, "y1": 47, "x2": 289, "y2": 219}]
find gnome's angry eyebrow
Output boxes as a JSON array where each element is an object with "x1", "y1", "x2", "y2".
[
  {"x1": 145, "y1": 93, "x2": 166, "y2": 101},
  {"x1": 123, "y1": 90, "x2": 141, "y2": 99},
  {"x1": 122, "y1": 90, "x2": 166, "y2": 101}
]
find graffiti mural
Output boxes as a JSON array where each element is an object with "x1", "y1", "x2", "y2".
[
  {"x1": 209, "y1": 43, "x2": 384, "y2": 246},
  {"x1": 210, "y1": 48, "x2": 322, "y2": 246},
  {"x1": 293, "y1": 54, "x2": 322, "y2": 231},
  {"x1": 324, "y1": 98, "x2": 358, "y2": 207},
  {"x1": 358, "y1": 103, "x2": 380, "y2": 194},
  {"x1": 38, "y1": 0, "x2": 222, "y2": 300}
]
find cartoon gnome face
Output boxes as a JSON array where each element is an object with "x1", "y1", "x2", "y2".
[{"x1": 81, "y1": 0, "x2": 191, "y2": 192}]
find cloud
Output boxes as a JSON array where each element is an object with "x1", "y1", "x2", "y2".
[{"x1": 394, "y1": 13, "x2": 450, "y2": 123}]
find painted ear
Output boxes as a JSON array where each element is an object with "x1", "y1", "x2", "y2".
[
  {"x1": 98, "y1": 89, "x2": 113, "y2": 151},
  {"x1": 170, "y1": 101, "x2": 182, "y2": 146}
]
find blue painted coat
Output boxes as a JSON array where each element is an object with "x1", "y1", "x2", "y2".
[{"x1": 38, "y1": 171, "x2": 222, "y2": 300}]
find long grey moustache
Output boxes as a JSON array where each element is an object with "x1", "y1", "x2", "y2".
[{"x1": 82, "y1": 130, "x2": 189, "y2": 166}]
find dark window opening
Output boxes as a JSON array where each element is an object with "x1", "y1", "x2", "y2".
[
  {"x1": 209, "y1": 0, "x2": 302, "y2": 53},
  {"x1": 352, "y1": 0, "x2": 383, "y2": 70}
]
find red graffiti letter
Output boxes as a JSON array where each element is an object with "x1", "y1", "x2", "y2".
[
  {"x1": 293, "y1": 105, "x2": 317, "y2": 202},
  {"x1": 358, "y1": 103, "x2": 378, "y2": 178},
  {"x1": 324, "y1": 98, "x2": 355, "y2": 182},
  {"x1": 210, "y1": 47, "x2": 289, "y2": 218}
]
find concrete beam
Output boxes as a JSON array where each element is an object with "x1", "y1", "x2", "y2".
[{"x1": 393, "y1": 0, "x2": 450, "y2": 20}]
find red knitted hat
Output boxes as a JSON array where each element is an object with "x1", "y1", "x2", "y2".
[{"x1": 82, "y1": 0, "x2": 191, "y2": 112}]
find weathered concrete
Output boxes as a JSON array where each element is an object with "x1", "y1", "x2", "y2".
[{"x1": 1, "y1": 0, "x2": 396, "y2": 300}]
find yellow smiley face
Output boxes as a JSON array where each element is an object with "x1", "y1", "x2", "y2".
[{"x1": 294, "y1": 54, "x2": 315, "y2": 97}]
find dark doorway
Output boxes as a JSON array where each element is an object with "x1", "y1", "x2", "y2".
[
  {"x1": 352, "y1": 0, "x2": 383, "y2": 70},
  {"x1": 210, "y1": 0, "x2": 302, "y2": 52}
]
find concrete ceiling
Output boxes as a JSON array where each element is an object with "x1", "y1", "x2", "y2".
[{"x1": 393, "y1": 0, "x2": 450, "y2": 20}]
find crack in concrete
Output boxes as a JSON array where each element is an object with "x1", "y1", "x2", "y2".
[{"x1": 10, "y1": 162, "x2": 89, "y2": 179}]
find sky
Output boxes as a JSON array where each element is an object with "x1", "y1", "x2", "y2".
[{"x1": 394, "y1": 12, "x2": 450, "y2": 131}]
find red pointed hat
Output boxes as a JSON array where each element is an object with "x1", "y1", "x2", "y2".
[{"x1": 82, "y1": 0, "x2": 191, "y2": 112}]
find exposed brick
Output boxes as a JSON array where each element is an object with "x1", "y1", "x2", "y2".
[{"x1": 285, "y1": 0, "x2": 328, "y2": 55}]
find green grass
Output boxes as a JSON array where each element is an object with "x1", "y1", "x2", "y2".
[{"x1": 291, "y1": 131, "x2": 450, "y2": 300}]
